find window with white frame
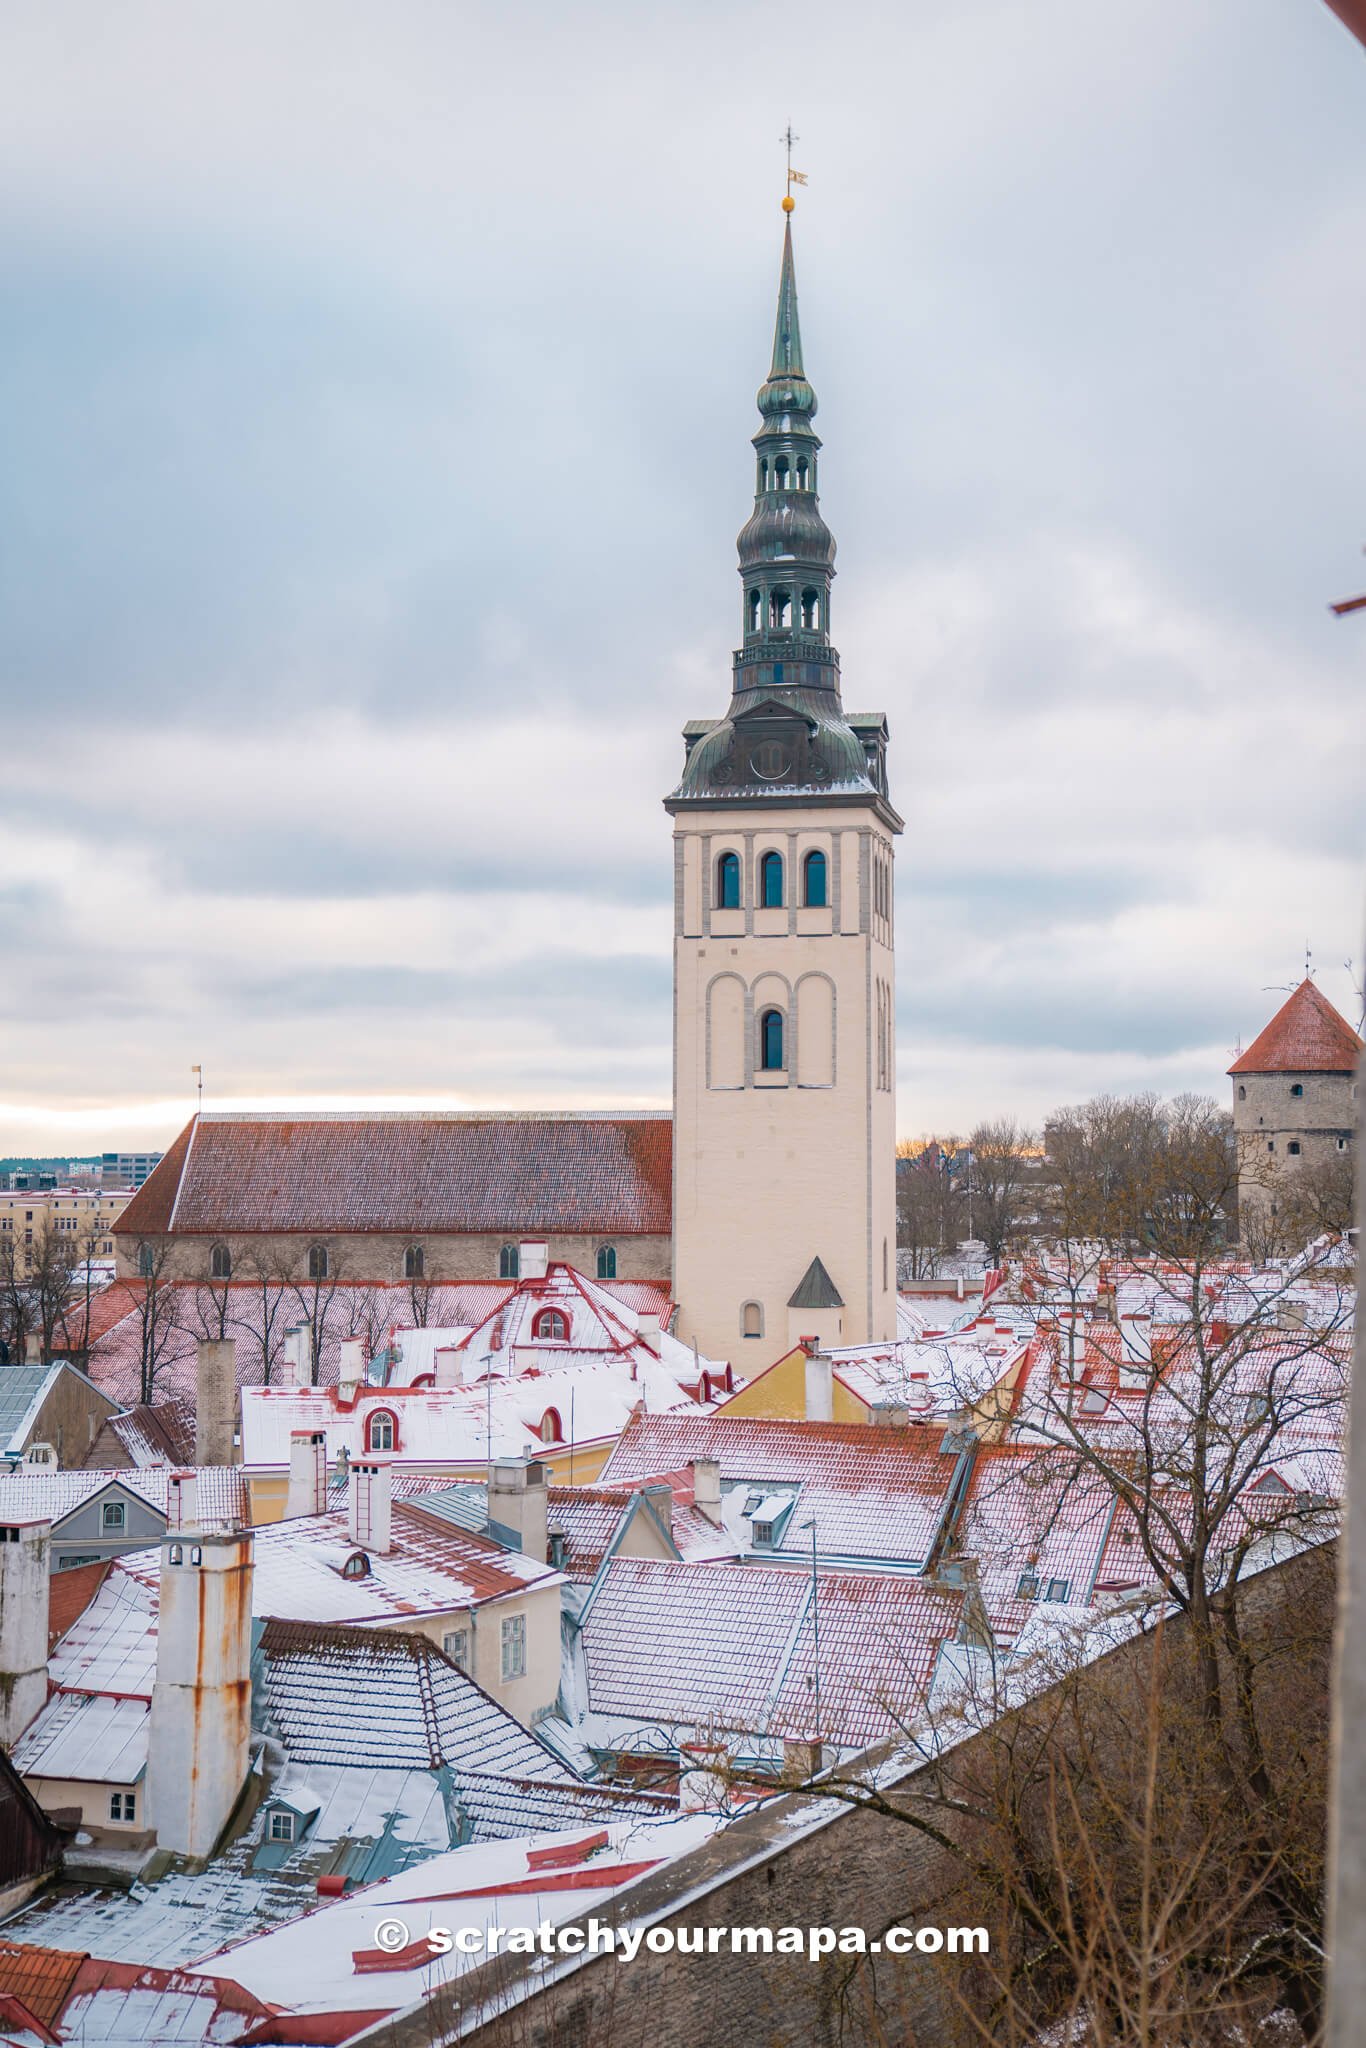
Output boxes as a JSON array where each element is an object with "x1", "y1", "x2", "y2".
[
  {"x1": 102, "y1": 1500, "x2": 126, "y2": 1531},
  {"x1": 500, "y1": 1613, "x2": 527, "y2": 1681},
  {"x1": 268, "y1": 1809, "x2": 296, "y2": 1842},
  {"x1": 443, "y1": 1628, "x2": 470, "y2": 1671}
]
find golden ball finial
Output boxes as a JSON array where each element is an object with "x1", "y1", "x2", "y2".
[{"x1": 781, "y1": 193, "x2": 795, "y2": 213}]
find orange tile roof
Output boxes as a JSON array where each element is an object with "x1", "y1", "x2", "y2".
[
  {"x1": 1229, "y1": 979, "x2": 1362, "y2": 1075},
  {"x1": 0, "y1": 1945, "x2": 87, "y2": 2030},
  {"x1": 47, "y1": 1559, "x2": 110, "y2": 1650},
  {"x1": 116, "y1": 1112, "x2": 672, "y2": 1238}
]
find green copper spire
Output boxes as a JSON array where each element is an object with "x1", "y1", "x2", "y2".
[{"x1": 758, "y1": 217, "x2": 817, "y2": 422}]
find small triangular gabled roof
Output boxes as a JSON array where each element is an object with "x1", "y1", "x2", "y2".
[
  {"x1": 787, "y1": 1257, "x2": 844, "y2": 1310},
  {"x1": 1229, "y1": 979, "x2": 1363, "y2": 1075}
]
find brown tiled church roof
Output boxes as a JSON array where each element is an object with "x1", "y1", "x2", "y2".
[
  {"x1": 1229, "y1": 979, "x2": 1363, "y2": 1076},
  {"x1": 116, "y1": 1112, "x2": 672, "y2": 1238}
]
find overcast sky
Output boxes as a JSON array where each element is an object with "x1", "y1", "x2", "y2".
[{"x1": 2, "y1": 0, "x2": 1363, "y2": 1154}]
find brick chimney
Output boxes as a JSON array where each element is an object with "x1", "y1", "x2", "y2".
[
  {"x1": 688, "y1": 1457, "x2": 722, "y2": 1527},
  {"x1": 195, "y1": 1339, "x2": 237, "y2": 1466},
  {"x1": 348, "y1": 1457, "x2": 392, "y2": 1555},
  {"x1": 488, "y1": 1459, "x2": 549, "y2": 1563},
  {"x1": 146, "y1": 1530, "x2": 253, "y2": 1858},
  {"x1": 803, "y1": 1350, "x2": 834, "y2": 1422},
  {"x1": 286, "y1": 1429, "x2": 328, "y2": 1519},
  {"x1": 0, "y1": 1519, "x2": 50, "y2": 1745},
  {"x1": 167, "y1": 1470, "x2": 199, "y2": 1529}
]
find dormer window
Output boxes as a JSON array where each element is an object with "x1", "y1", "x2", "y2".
[
  {"x1": 268, "y1": 1809, "x2": 297, "y2": 1842},
  {"x1": 341, "y1": 1550, "x2": 371, "y2": 1579},
  {"x1": 539, "y1": 1407, "x2": 563, "y2": 1444},
  {"x1": 532, "y1": 1308, "x2": 569, "y2": 1342},
  {"x1": 102, "y1": 1500, "x2": 126, "y2": 1531},
  {"x1": 367, "y1": 1410, "x2": 396, "y2": 1453}
]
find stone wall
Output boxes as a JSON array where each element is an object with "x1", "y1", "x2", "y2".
[{"x1": 112, "y1": 1229, "x2": 672, "y2": 1288}]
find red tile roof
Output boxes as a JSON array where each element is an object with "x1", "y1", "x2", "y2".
[
  {"x1": 0, "y1": 1945, "x2": 87, "y2": 2030},
  {"x1": 115, "y1": 1112, "x2": 673, "y2": 1238},
  {"x1": 1229, "y1": 979, "x2": 1362, "y2": 1075},
  {"x1": 47, "y1": 1560, "x2": 110, "y2": 1651}
]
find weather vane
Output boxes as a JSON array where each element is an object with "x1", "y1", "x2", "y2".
[{"x1": 780, "y1": 124, "x2": 807, "y2": 210}]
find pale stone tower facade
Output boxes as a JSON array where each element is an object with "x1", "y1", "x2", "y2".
[
  {"x1": 1230, "y1": 977, "x2": 1361, "y2": 1229},
  {"x1": 668, "y1": 206, "x2": 902, "y2": 1363}
]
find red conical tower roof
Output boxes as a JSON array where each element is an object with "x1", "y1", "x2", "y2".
[{"x1": 1229, "y1": 979, "x2": 1363, "y2": 1076}]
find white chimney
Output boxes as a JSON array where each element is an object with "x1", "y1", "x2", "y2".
[
  {"x1": 286, "y1": 1429, "x2": 328, "y2": 1518},
  {"x1": 1118, "y1": 1310, "x2": 1152, "y2": 1388},
  {"x1": 433, "y1": 1346, "x2": 463, "y2": 1389},
  {"x1": 689, "y1": 1457, "x2": 722, "y2": 1527},
  {"x1": 337, "y1": 1338, "x2": 365, "y2": 1399},
  {"x1": 518, "y1": 1239, "x2": 549, "y2": 1282},
  {"x1": 678, "y1": 1737, "x2": 729, "y2": 1813},
  {"x1": 146, "y1": 1530, "x2": 253, "y2": 1858},
  {"x1": 195, "y1": 1338, "x2": 237, "y2": 1466},
  {"x1": 488, "y1": 1459, "x2": 549, "y2": 1564},
  {"x1": 1058, "y1": 1310, "x2": 1086, "y2": 1381},
  {"x1": 0, "y1": 1519, "x2": 50, "y2": 1745},
  {"x1": 635, "y1": 1311, "x2": 662, "y2": 1353},
  {"x1": 347, "y1": 1457, "x2": 392, "y2": 1555},
  {"x1": 283, "y1": 1326, "x2": 314, "y2": 1389},
  {"x1": 167, "y1": 1470, "x2": 199, "y2": 1530},
  {"x1": 804, "y1": 1350, "x2": 834, "y2": 1422}
]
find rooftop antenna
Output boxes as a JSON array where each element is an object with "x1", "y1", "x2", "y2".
[{"x1": 191, "y1": 1064, "x2": 203, "y2": 1112}]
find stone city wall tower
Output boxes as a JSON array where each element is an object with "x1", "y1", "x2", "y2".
[{"x1": 668, "y1": 201, "x2": 901, "y2": 1363}]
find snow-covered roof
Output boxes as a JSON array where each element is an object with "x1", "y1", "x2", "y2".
[
  {"x1": 569, "y1": 1558, "x2": 966, "y2": 1748},
  {"x1": 0, "y1": 1465, "x2": 247, "y2": 1528},
  {"x1": 11, "y1": 1691, "x2": 148, "y2": 1786},
  {"x1": 602, "y1": 1412, "x2": 962, "y2": 1568},
  {"x1": 240, "y1": 1350, "x2": 704, "y2": 1471}
]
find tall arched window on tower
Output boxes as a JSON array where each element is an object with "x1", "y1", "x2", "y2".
[
  {"x1": 800, "y1": 588, "x2": 819, "y2": 630},
  {"x1": 774, "y1": 456, "x2": 789, "y2": 489},
  {"x1": 717, "y1": 851, "x2": 741, "y2": 909},
  {"x1": 760, "y1": 1008, "x2": 785, "y2": 1071},
  {"x1": 747, "y1": 588, "x2": 760, "y2": 634},
  {"x1": 759, "y1": 851, "x2": 784, "y2": 907},
  {"x1": 758, "y1": 458, "x2": 768, "y2": 492},
  {"x1": 769, "y1": 587, "x2": 791, "y2": 630},
  {"x1": 796, "y1": 456, "x2": 809, "y2": 490},
  {"x1": 803, "y1": 850, "x2": 827, "y2": 907}
]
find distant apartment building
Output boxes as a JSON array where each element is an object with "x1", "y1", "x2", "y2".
[
  {"x1": 101, "y1": 1150, "x2": 162, "y2": 1188},
  {"x1": 0, "y1": 1188, "x2": 133, "y2": 1276}
]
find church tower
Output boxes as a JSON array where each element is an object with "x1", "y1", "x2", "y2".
[{"x1": 667, "y1": 200, "x2": 902, "y2": 1363}]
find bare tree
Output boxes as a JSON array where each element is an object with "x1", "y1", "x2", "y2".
[
  {"x1": 968, "y1": 1118, "x2": 1038, "y2": 1263},
  {"x1": 239, "y1": 1243, "x2": 293, "y2": 1386},
  {"x1": 124, "y1": 1237, "x2": 187, "y2": 1406},
  {"x1": 289, "y1": 1241, "x2": 344, "y2": 1386},
  {"x1": 897, "y1": 1139, "x2": 969, "y2": 1279}
]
